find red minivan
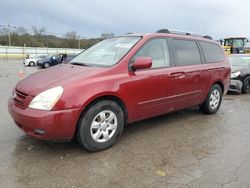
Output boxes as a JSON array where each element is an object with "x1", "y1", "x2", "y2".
[{"x1": 8, "y1": 30, "x2": 231, "y2": 151}]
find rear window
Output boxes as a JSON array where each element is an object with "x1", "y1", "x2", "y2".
[
  {"x1": 199, "y1": 41, "x2": 224, "y2": 63},
  {"x1": 173, "y1": 40, "x2": 201, "y2": 66}
]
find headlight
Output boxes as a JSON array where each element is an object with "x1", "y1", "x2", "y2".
[
  {"x1": 28, "y1": 86, "x2": 63, "y2": 110},
  {"x1": 230, "y1": 71, "x2": 241, "y2": 78}
]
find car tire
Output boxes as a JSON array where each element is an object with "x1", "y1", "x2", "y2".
[
  {"x1": 44, "y1": 63, "x2": 50, "y2": 68},
  {"x1": 29, "y1": 61, "x2": 35, "y2": 67},
  {"x1": 242, "y1": 76, "x2": 250, "y2": 94},
  {"x1": 200, "y1": 84, "x2": 222, "y2": 114},
  {"x1": 77, "y1": 100, "x2": 124, "y2": 152}
]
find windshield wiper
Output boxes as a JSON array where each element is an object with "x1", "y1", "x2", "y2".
[{"x1": 70, "y1": 62, "x2": 91, "y2": 67}]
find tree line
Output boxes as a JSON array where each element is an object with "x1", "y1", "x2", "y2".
[{"x1": 0, "y1": 26, "x2": 114, "y2": 49}]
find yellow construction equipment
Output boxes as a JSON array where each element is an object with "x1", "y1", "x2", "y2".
[{"x1": 222, "y1": 37, "x2": 249, "y2": 55}]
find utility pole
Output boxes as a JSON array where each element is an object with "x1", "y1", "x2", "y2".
[
  {"x1": 0, "y1": 23, "x2": 17, "y2": 46},
  {"x1": 78, "y1": 36, "x2": 81, "y2": 49},
  {"x1": 7, "y1": 23, "x2": 11, "y2": 46}
]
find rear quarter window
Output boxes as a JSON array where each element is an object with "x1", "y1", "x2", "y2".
[{"x1": 199, "y1": 41, "x2": 224, "y2": 63}]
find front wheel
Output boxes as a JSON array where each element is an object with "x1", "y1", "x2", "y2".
[
  {"x1": 77, "y1": 100, "x2": 124, "y2": 152},
  {"x1": 200, "y1": 84, "x2": 222, "y2": 114},
  {"x1": 242, "y1": 76, "x2": 250, "y2": 94},
  {"x1": 44, "y1": 63, "x2": 50, "y2": 68}
]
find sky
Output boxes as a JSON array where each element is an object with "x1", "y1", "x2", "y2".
[{"x1": 0, "y1": 0, "x2": 250, "y2": 39}]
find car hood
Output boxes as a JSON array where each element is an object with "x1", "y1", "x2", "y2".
[
  {"x1": 231, "y1": 66, "x2": 250, "y2": 74},
  {"x1": 16, "y1": 64, "x2": 105, "y2": 96}
]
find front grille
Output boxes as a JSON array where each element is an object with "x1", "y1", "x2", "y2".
[
  {"x1": 14, "y1": 89, "x2": 28, "y2": 109},
  {"x1": 229, "y1": 85, "x2": 236, "y2": 90}
]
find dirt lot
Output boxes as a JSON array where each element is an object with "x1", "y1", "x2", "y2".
[{"x1": 1, "y1": 59, "x2": 250, "y2": 188}]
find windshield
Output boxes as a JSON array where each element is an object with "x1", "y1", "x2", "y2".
[
  {"x1": 44, "y1": 55, "x2": 52, "y2": 59},
  {"x1": 229, "y1": 56, "x2": 250, "y2": 70},
  {"x1": 233, "y1": 39, "x2": 244, "y2": 48},
  {"x1": 70, "y1": 36, "x2": 141, "y2": 67}
]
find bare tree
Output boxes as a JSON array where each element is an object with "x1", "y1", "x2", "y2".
[
  {"x1": 16, "y1": 27, "x2": 27, "y2": 35},
  {"x1": 0, "y1": 28, "x2": 9, "y2": 36},
  {"x1": 32, "y1": 26, "x2": 46, "y2": 37},
  {"x1": 101, "y1": 33, "x2": 114, "y2": 39},
  {"x1": 65, "y1": 31, "x2": 78, "y2": 48}
]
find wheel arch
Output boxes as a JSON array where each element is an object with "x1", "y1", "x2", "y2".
[
  {"x1": 202, "y1": 80, "x2": 225, "y2": 103},
  {"x1": 213, "y1": 80, "x2": 224, "y2": 93},
  {"x1": 73, "y1": 94, "x2": 128, "y2": 138},
  {"x1": 241, "y1": 74, "x2": 250, "y2": 80}
]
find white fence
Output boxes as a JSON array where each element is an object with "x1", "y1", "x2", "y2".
[{"x1": 0, "y1": 45, "x2": 83, "y2": 59}]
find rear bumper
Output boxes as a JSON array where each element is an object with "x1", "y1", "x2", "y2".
[
  {"x1": 8, "y1": 98, "x2": 83, "y2": 140},
  {"x1": 228, "y1": 79, "x2": 242, "y2": 94}
]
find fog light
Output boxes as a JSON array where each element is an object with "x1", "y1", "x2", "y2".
[{"x1": 34, "y1": 129, "x2": 45, "y2": 135}]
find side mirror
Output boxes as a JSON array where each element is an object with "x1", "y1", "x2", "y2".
[{"x1": 131, "y1": 57, "x2": 152, "y2": 71}]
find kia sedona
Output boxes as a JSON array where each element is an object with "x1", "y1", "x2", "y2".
[{"x1": 8, "y1": 29, "x2": 231, "y2": 151}]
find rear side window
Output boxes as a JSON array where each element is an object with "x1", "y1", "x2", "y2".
[
  {"x1": 173, "y1": 40, "x2": 201, "y2": 66},
  {"x1": 199, "y1": 41, "x2": 224, "y2": 63}
]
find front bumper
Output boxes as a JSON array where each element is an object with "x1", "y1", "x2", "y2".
[
  {"x1": 8, "y1": 98, "x2": 83, "y2": 140},
  {"x1": 23, "y1": 61, "x2": 29, "y2": 66},
  {"x1": 229, "y1": 79, "x2": 243, "y2": 94}
]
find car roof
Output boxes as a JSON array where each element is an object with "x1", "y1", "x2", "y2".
[{"x1": 118, "y1": 32, "x2": 217, "y2": 43}]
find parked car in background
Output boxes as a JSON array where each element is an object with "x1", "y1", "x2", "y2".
[
  {"x1": 63, "y1": 54, "x2": 77, "y2": 63},
  {"x1": 37, "y1": 54, "x2": 67, "y2": 68},
  {"x1": 228, "y1": 54, "x2": 250, "y2": 94},
  {"x1": 8, "y1": 30, "x2": 230, "y2": 151},
  {"x1": 23, "y1": 55, "x2": 48, "y2": 66}
]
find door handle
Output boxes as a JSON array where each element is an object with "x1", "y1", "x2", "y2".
[{"x1": 168, "y1": 72, "x2": 186, "y2": 79}]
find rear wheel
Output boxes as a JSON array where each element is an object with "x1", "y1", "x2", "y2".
[
  {"x1": 77, "y1": 100, "x2": 124, "y2": 152},
  {"x1": 200, "y1": 84, "x2": 222, "y2": 114},
  {"x1": 29, "y1": 61, "x2": 35, "y2": 66},
  {"x1": 242, "y1": 76, "x2": 250, "y2": 94}
]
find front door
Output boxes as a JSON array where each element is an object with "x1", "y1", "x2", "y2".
[{"x1": 128, "y1": 38, "x2": 175, "y2": 121}]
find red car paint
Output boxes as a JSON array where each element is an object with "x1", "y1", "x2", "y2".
[{"x1": 8, "y1": 33, "x2": 231, "y2": 140}]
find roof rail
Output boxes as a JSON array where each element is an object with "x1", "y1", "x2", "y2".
[{"x1": 156, "y1": 29, "x2": 213, "y2": 40}]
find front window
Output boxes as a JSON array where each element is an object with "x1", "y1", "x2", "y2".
[
  {"x1": 70, "y1": 37, "x2": 141, "y2": 67},
  {"x1": 132, "y1": 38, "x2": 170, "y2": 68}
]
